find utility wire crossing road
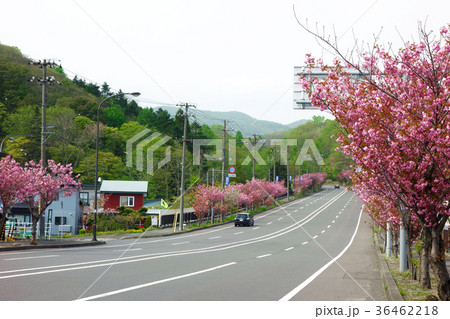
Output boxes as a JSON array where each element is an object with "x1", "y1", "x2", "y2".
[{"x1": 0, "y1": 188, "x2": 364, "y2": 301}]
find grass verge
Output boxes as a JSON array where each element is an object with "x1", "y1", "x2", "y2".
[{"x1": 384, "y1": 256, "x2": 439, "y2": 301}]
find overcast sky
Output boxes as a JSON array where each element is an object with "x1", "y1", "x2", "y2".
[{"x1": 1, "y1": 0, "x2": 449, "y2": 125}]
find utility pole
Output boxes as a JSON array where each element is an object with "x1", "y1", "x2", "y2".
[
  {"x1": 286, "y1": 145, "x2": 290, "y2": 201},
  {"x1": 221, "y1": 120, "x2": 234, "y2": 190},
  {"x1": 29, "y1": 59, "x2": 61, "y2": 239},
  {"x1": 221, "y1": 120, "x2": 227, "y2": 190},
  {"x1": 178, "y1": 102, "x2": 195, "y2": 231},
  {"x1": 251, "y1": 134, "x2": 258, "y2": 179},
  {"x1": 273, "y1": 147, "x2": 276, "y2": 182},
  {"x1": 212, "y1": 168, "x2": 215, "y2": 223}
]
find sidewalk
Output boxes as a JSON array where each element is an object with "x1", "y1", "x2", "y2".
[
  {"x1": 0, "y1": 225, "x2": 204, "y2": 251},
  {"x1": 289, "y1": 212, "x2": 402, "y2": 301}
]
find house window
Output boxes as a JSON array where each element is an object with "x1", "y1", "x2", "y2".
[
  {"x1": 120, "y1": 196, "x2": 135, "y2": 207},
  {"x1": 55, "y1": 217, "x2": 67, "y2": 225},
  {"x1": 80, "y1": 192, "x2": 89, "y2": 205}
]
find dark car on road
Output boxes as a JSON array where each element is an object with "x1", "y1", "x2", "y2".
[{"x1": 234, "y1": 213, "x2": 254, "y2": 227}]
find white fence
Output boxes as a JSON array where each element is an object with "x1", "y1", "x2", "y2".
[{"x1": 3, "y1": 221, "x2": 55, "y2": 240}]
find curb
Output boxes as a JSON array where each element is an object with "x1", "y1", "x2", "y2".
[
  {"x1": 0, "y1": 191, "x2": 323, "y2": 249},
  {"x1": 374, "y1": 235, "x2": 404, "y2": 301},
  {"x1": 0, "y1": 240, "x2": 106, "y2": 252},
  {"x1": 121, "y1": 196, "x2": 305, "y2": 240}
]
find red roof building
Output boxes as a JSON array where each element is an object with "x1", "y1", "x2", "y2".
[{"x1": 100, "y1": 180, "x2": 148, "y2": 211}]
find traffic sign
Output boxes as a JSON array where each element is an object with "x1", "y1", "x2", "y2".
[
  {"x1": 225, "y1": 176, "x2": 230, "y2": 185},
  {"x1": 228, "y1": 174, "x2": 236, "y2": 178},
  {"x1": 228, "y1": 166, "x2": 236, "y2": 174}
]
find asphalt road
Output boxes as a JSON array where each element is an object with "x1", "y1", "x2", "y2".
[{"x1": 0, "y1": 188, "x2": 363, "y2": 301}]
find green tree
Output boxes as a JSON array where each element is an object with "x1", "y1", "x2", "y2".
[
  {"x1": 46, "y1": 106, "x2": 95, "y2": 167},
  {"x1": 3, "y1": 137, "x2": 36, "y2": 164},
  {"x1": 76, "y1": 151, "x2": 125, "y2": 183},
  {"x1": 235, "y1": 130, "x2": 244, "y2": 146},
  {"x1": 137, "y1": 107, "x2": 156, "y2": 127},
  {"x1": 119, "y1": 122, "x2": 147, "y2": 142},
  {"x1": 104, "y1": 106, "x2": 125, "y2": 128}
]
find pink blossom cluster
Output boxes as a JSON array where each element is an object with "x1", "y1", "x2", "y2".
[
  {"x1": 0, "y1": 156, "x2": 81, "y2": 242},
  {"x1": 336, "y1": 170, "x2": 353, "y2": 185},
  {"x1": 301, "y1": 25, "x2": 450, "y2": 235},
  {"x1": 292, "y1": 172, "x2": 327, "y2": 194},
  {"x1": 190, "y1": 178, "x2": 287, "y2": 219},
  {"x1": 190, "y1": 184, "x2": 224, "y2": 222}
]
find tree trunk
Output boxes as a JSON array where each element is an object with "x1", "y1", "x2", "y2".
[
  {"x1": 405, "y1": 223, "x2": 413, "y2": 275},
  {"x1": 429, "y1": 227, "x2": 450, "y2": 300},
  {"x1": 0, "y1": 216, "x2": 6, "y2": 241},
  {"x1": 393, "y1": 232, "x2": 399, "y2": 258},
  {"x1": 419, "y1": 229, "x2": 431, "y2": 289},
  {"x1": 31, "y1": 215, "x2": 38, "y2": 245}
]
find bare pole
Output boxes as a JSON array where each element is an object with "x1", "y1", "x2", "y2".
[
  {"x1": 273, "y1": 147, "x2": 276, "y2": 181},
  {"x1": 286, "y1": 145, "x2": 290, "y2": 201},
  {"x1": 221, "y1": 120, "x2": 227, "y2": 190},
  {"x1": 251, "y1": 134, "x2": 258, "y2": 179},
  {"x1": 220, "y1": 120, "x2": 233, "y2": 190},
  {"x1": 178, "y1": 102, "x2": 195, "y2": 231}
]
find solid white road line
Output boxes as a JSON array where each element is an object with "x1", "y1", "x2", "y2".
[
  {"x1": 4, "y1": 255, "x2": 59, "y2": 261},
  {"x1": 76, "y1": 262, "x2": 237, "y2": 301}
]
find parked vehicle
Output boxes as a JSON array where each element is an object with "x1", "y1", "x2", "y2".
[
  {"x1": 334, "y1": 184, "x2": 340, "y2": 188},
  {"x1": 234, "y1": 213, "x2": 254, "y2": 227}
]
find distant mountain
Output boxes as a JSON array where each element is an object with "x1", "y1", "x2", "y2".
[{"x1": 147, "y1": 105, "x2": 309, "y2": 136}]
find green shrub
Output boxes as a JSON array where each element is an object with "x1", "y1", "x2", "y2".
[
  {"x1": 116, "y1": 206, "x2": 125, "y2": 212},
  {"x1": 138, "y1": 207, "x2": 148, "y2": 215},
  {"x1": 79, "y1": 229, "x2": 87, "y2": 235},
  {"x1": 121, "y1": 207, "x2": 136, "y2": 216},
  {"x1": 143, "y1": 216, "x2": 154, "y2": 229}
]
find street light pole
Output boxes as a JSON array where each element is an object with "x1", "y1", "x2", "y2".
[
  {"x1": 0, "y1": 137, "x2": 14, "y2": 152},
  {"x1": 92, "y1": 92, "x2": 140, "y2": 241}
]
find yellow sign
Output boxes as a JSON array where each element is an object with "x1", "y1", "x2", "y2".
[{"x1": 161, "y1": 199, "x2": 169, "y2": 208}]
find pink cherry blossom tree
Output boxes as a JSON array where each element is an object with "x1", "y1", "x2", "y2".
[
  {"x1": 309, "y1": 172, "x2": 328, "y2": 191},
  {"x1": 336, "y1": 170, "x2": 353, "y2": 185},
  {"x1": 19, "y1": 160, "x2": 81, "y2": 244},
  {"x1": 0, "y1": 156, "x2": 25, "y2": 240},
  {"x1": 300, "y1": 23, "x2": 450, "y2": 299},
  {"x1": 190, "y1": 184, "x2": 224, "y2": 225},
  {"x1": 292, "y1": 174, "x2": 313, "y2": 195},
  {"x1": 223, "y1": 184, "x2": 241, "y2": 213}
]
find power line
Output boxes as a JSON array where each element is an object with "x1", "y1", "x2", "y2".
[{"x1": 72, "y1": 0, "x2": 178, "y2": 104}]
